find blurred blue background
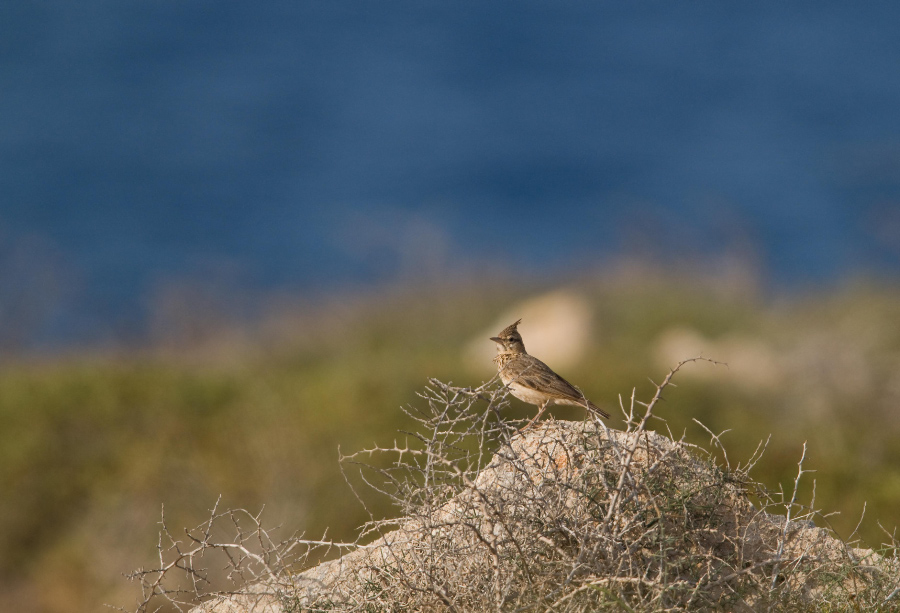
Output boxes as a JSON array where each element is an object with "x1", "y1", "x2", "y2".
[{"x1": 2, "y1": 1, "x2": 899, "y2": 348}]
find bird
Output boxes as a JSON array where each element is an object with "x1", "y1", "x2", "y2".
[{"x1": 490, "y1": 318, "x2": 610, "y2": 429}]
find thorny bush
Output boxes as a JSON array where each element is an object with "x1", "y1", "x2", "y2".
[{"x1": 126, "y1": 359, "x2": 900, "y2": 612}]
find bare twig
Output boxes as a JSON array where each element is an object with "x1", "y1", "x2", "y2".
[{"x1": 125, "y1": 367, "x2": 898, "y2": 612}]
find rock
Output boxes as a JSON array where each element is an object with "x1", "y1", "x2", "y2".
[
  {"x1": 193, "y1": 420, "x2": 895, "y2": 612},
  {"x1": 464, "y1": 291, "x2": 593, "y2": 375}
]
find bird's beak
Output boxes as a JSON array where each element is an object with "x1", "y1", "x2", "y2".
[{"x1": 489, "y1": 337, "x2": 502, "y2": 343}]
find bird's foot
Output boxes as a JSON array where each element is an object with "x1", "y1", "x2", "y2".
[{"x1": 517, "y1": 402, "x2": 549, "y2": 433}]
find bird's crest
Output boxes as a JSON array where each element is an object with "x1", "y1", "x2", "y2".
[{"x1": 498, "y1": 318, "x2": 522, "y2": 339}]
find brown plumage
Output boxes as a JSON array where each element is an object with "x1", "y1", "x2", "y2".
[{"x1": 490, "y1": 319, "x2": 610, "y2": 429}]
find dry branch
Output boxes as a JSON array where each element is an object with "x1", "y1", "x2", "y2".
[{"x1": 124, "y1": 360, "x2": 899, "y2": 612}]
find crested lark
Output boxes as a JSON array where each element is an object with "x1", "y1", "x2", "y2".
[{"x1": 491, "y1": 318, "x2": 610, "y2": 429}]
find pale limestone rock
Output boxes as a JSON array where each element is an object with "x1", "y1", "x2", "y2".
[
  {"x1": 464, "y1": 290, "x2": 593, "y2": 375},
  {"x1": 193, "y1": 421, "x2": 891, "y2": 612}
]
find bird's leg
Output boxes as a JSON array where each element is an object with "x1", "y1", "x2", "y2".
[{"x1": 520, "y1": 400, "x2": 549, "y2": 432}]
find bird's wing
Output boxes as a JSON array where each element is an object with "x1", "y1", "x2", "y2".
[{"x1": 509, "y1": 356, "x2": 585, "y2": 402}]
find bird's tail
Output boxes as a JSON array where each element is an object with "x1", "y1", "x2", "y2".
[{"x1": 586, "y1": 400, "x2": 611, "y2": 420}]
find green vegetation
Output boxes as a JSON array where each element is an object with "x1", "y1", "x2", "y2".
[{"x1": 1, "y1": 272, "x2": 898, "y2": 612}]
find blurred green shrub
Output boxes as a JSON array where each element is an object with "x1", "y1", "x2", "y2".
[{"x1": 0, "y1": 272, "x2": 898, "y2": 612}]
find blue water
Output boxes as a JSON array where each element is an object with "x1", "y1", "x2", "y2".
[{"x1": 1, "y1": 2, "x2": 899, "y2": 346}]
